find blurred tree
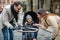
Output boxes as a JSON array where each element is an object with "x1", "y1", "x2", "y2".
[{"x1": 22, "y1": 1, "x2": 27, "y2": 12}]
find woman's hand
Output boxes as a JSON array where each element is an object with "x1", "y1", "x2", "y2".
[
  {"x1": 33, "y1": 23, "x2": 44, "y2": 27},
  {"x1": 33, "y1": 23, "x2": 46, "y2": 29},
  {"x1": 33, "y1": 24, "x2": 39, "y2": 26}
]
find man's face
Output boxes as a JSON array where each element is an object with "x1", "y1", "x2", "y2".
[{"x1": 14, "y1": 5, "x2": 22, "y2": 12}]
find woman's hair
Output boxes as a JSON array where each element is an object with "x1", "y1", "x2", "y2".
[
  {"x1": 37, "y1": 8, "x2": 46, "y2": 15},
  {"x1": 13, "y1": 1, "x2": 23, "y2": 7}
]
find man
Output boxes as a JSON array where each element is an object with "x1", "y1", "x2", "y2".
[
  {"x1": 1, "y1": 1, "x2": 24, "y2": 40},
  {"x1": 34, "y1": 8, "x2": 60, "y2": 40}
]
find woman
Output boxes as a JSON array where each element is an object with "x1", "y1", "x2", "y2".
[{"x1": 33, "y1": 8, "x2": 58, "y2": 40}]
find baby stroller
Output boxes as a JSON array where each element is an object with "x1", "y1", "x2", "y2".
[{"x1": 23, "y1": 11, "x2": 39, "y2": 40}]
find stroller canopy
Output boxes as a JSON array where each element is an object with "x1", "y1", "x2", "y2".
[{"x1": 23, "y1": 11, "x2": 39, "y2": 25}]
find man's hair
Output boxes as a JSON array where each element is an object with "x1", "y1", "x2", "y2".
[{"x1": 13, "y1": 1, "x2": 23, "y2": 7}]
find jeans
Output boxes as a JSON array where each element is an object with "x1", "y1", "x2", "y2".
[
  {"x1": 2, "y1": 26, "x2": 13, "y2": 40},
  {"x1": 24, "y1": 32, "x2": 35, "y2": 40}
]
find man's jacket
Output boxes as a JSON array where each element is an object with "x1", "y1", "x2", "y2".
[{"x1": 0, "y1": 5, "x2": 24, "y2": 29}]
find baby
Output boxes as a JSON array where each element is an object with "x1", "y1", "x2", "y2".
[{"x1": 24, "y1": 15, "x2": 36, "y2": 40}]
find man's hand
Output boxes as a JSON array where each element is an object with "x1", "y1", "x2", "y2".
[
  {"x1": 4, "y1": 22, "x2": 14, "y2": 29},
  {"x1": 8, "y1": 25, "x2": 14, "y2": 29},
  {"x1": 9, "y1": 26, "x2": 14, "y2": 29}
]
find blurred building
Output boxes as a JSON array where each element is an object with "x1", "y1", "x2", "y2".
[
  {"x1": 0, "y1": 0, "x2": 23, "y2": 7},
  {"x1": 0, "y1": 0, "x2": 14, "y2": 7}
]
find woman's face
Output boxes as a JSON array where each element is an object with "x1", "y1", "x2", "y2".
[{"x1": 37, "y1": 14, "x2": 41, "y2": 18}]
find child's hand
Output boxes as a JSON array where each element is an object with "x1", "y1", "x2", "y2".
[{"x1": 25, "y1": 22, "x2": 28, "y2": 26}]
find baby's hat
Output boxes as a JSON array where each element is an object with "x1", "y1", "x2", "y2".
[{"x1": 26, "y1": 15, "x2": 32, "y2": 19}]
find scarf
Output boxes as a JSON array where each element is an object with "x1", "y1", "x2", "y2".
[{"x1": 11, "y1": 4, "x2": 18, "y2": 22}]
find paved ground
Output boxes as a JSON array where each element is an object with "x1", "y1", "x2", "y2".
[
  {"x1": 1, "y1": 30, "x2": 60, "y2": 40},
  {"x1": 13, "y1": 30, "x2": 22, "y2": 40},
  {"x1": 0, "y1": 30, "x2": 22, "y2": 40}
]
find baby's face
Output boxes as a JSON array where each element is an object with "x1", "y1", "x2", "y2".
[{"x1": 27, "y1": 18, "x2": 32, "y2": 23}]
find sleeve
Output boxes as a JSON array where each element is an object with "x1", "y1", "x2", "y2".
[
  {"x1": 2, "y1": 7, "x2": 13, "y2": 28},
  {"x1": 47, "y1": 17, "x2": 58, "y2": 38}
]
